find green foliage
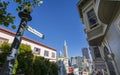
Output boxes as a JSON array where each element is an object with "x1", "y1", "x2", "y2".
[
  {"x1": 0, "y1": 42, "x2": 10, "y2": 67},
  {"x1": 12, "y1": 60, "x2": 18, "y2": 74},
  {"x1": 0, "y1": 43, "x2": 59, "y2": 75},
  {"x1": 0, "y1": 0, "x2": 42, "y2": 29},
  {"x1": 17, "y1": 44, "x2": 34, "y2": 75},
  {"x1": 0, "y1": 1, "x2": 15, "y2": 28},
  {"x1": 49, "y1": 62, "x2": 59, "y2": 75},
  {"x1": 32, "y1": 56, "x2": 58, "y2": 75},
  {"x1": 33, "y1": 56, "x2": 45, "y2": 75},
  {"x1": 12, "y1": 25, "x2": 16, "y2": 29},
  {"x1": 13, "y1": 0, "x2": 42, "y2": 7}
]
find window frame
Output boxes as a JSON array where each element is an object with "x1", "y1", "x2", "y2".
[
  {"x1": 51, "y1": 52, "x2": 55, "y2": 58},
  {"x1": 87, "y1": 8, "x2": 98, "y2": 29},
  {"x1": 44, "y1": 50, "x2": 49, "y2": 57},
  {"x1": 33, "y1": 47, "x2": 41, "y2": 55}
]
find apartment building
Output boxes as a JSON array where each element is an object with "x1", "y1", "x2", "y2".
[
  {"x1": 77, "y1": 0, "x2": 120, "y2": 75},
  {"x1": 0, "y1": 27, "x2": 56, "y2": 62}
]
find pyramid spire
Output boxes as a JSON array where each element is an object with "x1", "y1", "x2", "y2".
[{"x1": 64, "y1": 40, "x2": 68, "y2": 58}]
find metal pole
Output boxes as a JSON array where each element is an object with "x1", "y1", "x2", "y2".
[{"x1": 1, "y1": 11, "x2": 32, "y2": 75}]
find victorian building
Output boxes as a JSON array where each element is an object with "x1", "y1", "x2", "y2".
[{"x1": 77, "y1": 0, "x2": 120, "y2": 75}]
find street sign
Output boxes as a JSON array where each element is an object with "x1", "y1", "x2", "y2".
[{"x1": 27, "y1": 26, "x2": 44, "y2": 39}]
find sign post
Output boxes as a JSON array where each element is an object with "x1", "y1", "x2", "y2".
[
  {"x1": 1, "y1": 4, "x2": 44, "y2": 75},
  {"x1": 1, "y1": 9, "x2": 32, "y2": 75}
]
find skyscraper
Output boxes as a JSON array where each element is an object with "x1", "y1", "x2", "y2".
[
  {"x1": 64, "y1": 40, "x2": 68, "y2": 58},
  {"x1": 63, "y1": 40, "x2": 69, "y2": 74},
  {"x1": 82, "y1": 48, "x2": 89, "y2": 59},
  {"x1": 57, "y1": 41, "x2": 69, "y2": 75}
]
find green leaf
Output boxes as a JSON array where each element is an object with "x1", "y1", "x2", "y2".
[
  {"x1": 16, "y1": 7, "x2": 21, "y2": 12},
  {"x1": 18, "y1": 6, "x2": 22, "y2": 11},
  {"x1": 4, "y1": 22, "x2": 9, "y2": 26},
  {"x1": 16, "y1": 0, "x2": 22, "y2": 4},
  {"x1": 12, "y1": 25, "x2": 16, "y2": 29},
  {"x1": 12, "y1": 60, "x2": 18, "y2": 74},
  {"x1": 0, "y1": 3, "x2": 3, "y2": 7}
]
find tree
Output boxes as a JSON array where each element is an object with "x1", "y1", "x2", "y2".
[
  {"x1": 0, "y1": 0, "x2": 42, "y2": 29},
  {"x1": 0, "y1": 42, "x2": 59, "y2": 75},
  {"x1": 32, "y1": 56, "x2": 48, "y2": 75},
  {"x1": 16, "y1": 44, "x2": 34, "y2": 75},
  {"x1": 33, "y1": 56, "x2": 59, "y2": 75},
  {"x1": 49, "y1": 62, "x2": 59, "y2": 75},
  {"x1": 0, "y1": 42, "x2": 10, "y2": 67},
  {"x1": 0, "y1": 42, "x2": 33, "y2": 74}
]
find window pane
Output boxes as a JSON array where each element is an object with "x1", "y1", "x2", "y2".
[
  {"x1": 51, "y1": 52, "x2": 55, "y2": 58},
  {"x1": 44, "y1": 50, "x2": 49, "y2": 56},
  {"x1": 89, "y1": 16, "x2": 98, "y2": 26},
  {"x1": 87, "y1": 9, "x2": 98, "y2": 27},
  {"x1": 87, "y1": 9, "x2": 94, "y2": 18},
  {"x1": 34, "y1": 47, "x2": 40, "y2": 55}
]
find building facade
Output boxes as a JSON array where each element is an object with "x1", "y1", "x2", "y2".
[
  {"x1": 0, "y1": 27, "x2": 56, "y2": 62},
  {"x1": 77, "y1": 0, "x2": 120, "y2": 75}
]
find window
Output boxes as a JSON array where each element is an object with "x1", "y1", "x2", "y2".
[
  {"x1": 93, "y1": 46, "x2": 101, "y2": 58},
  {"x1": 44, "y1": 50, "x2": 49, "y2": 57},
  {"x1": 87, "y1": 9, "x2": 98, "y2": 29},
  {"x1": 34, "y1": 47, "x2": 40, "y2": 55},
  {"x1": 51, "y1": 52, "x2": 55, "y2": 58}
]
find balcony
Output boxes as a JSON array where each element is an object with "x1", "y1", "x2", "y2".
[
  {"x1": 95, "y1": 0, "x2": 120, "y2": 24},
  {"x1": 85, "y1": 24, "x2": 107, "y2": 46}
]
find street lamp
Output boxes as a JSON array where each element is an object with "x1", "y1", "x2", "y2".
[{"x1": 1, "y1": 4, "x2": 44, "y2": 75}]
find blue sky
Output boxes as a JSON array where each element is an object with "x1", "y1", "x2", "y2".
[{"x1": 2, "y1": 0, "x2": 89, "y2": 57}]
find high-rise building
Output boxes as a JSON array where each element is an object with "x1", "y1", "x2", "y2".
[
  {"x1": 82, "y1": 48, "x2": 89, "y2": 59},
  {"x1": 64, "y1": 40, "x2": 68, "y2": 58},
  {"x1": 63, "y1": 41, "x2": 69, "y2": 74}
]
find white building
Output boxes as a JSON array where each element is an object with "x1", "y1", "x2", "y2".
[
  {"x1": 0, "y1": 27, "x2": 56, "y2": 62},
  {"x1": 77, "y1": 0, "x2": 120, "y2": 75}
]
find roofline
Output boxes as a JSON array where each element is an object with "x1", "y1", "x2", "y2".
[{"x1": 0, "y1": 27, "x2": 56, "y2": 51}]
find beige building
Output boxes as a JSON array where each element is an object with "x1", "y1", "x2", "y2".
[
  {"x1": 0, "y1": 27, "x2": 56, "y2": 62},
  {"x1": 77, "y1": 0, "x2": 120, "y2": 75}
]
